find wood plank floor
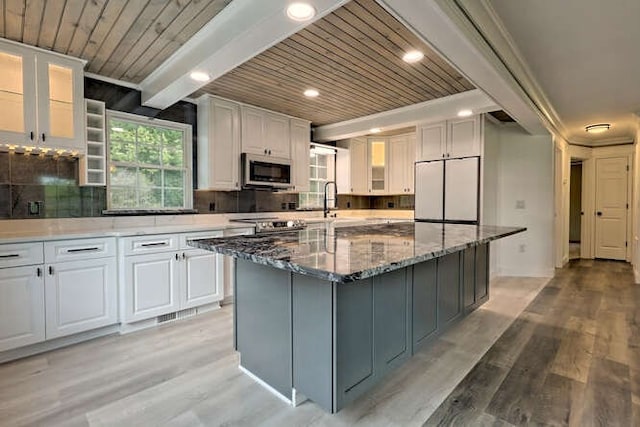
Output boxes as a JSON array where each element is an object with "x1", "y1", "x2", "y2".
[
  {"x1": 2, "y1": 260, "x2": 630, "y2": 426},
  {"x1": 426, "y1": 259, "x2": 638, "y2": 426}
]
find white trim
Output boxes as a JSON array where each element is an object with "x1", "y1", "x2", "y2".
[
  {"x1": 105, "y1": 110, "x2": 194, "y2": 210},
  {"x1": 84, "y1": 72, "x2": 141, "y2": 91},
  {"x1": 239, "y1": 365, "x2": 293, "y2": 406},
  {"x1": 0, "y1": 36, "x2": 88, "y2": 65},
  {"x1": 378, "y1": 0, "x2": 548, "y2": 136},
  {"x1": 313, "y1": 89, "x2": 498, "y2": 142},
  {"x1": 140, "y1": 0, "x2": 350, "y2": 109}
]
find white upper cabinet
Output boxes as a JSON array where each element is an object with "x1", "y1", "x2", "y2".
[
  {"x1": 0, "y1": 39, "x2": 84, "y2": 151},
  {"x1": 448, "y1": 117, "x2": 481, "y2": 158},
  {"x1": 241, "y1": 105, "x2": 291, "y2": 159},
  {"x1": 349, "y1": 137, "x2": 368, "y2": 194},
  {"x1": 290, "y1": 118, "x2": 311, "y2": 192},
  {"x1": 197, "y1": 96, "x2": 241, "y2": 190},
  {"x1": 417, "y1": 115, "x2": 481, "y2": 161},
  {"x1": 368, "y1": 138, "x2": 387, "y2": 194},
  {"x1": 388, "y1": 134, "x2": 416, "y2": 194}
]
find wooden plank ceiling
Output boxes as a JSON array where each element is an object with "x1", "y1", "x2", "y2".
[
  {"x1": 192, "y1": 0, "x2": 475, "y2": 125},
  {"x1": 0, "y1": 0, "x2": 232, "y2": 83}
]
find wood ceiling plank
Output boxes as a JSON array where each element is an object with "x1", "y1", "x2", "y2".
[
  {"x1": 360, "y1": 0, "x2": 473, "y2": 92},
  {"x1": 323, "y1": 10, "x2": 449, "y2": 98},
  {"x1": 37, "y1": 0, "x2": 67, "y2": 49},
  {"x1": 96, "y1": 0, "x2": 166, "y2": 77},
  {"x1": 0, "y1": 0, "x2": 5, "y2": 38},
  {"x1": 4, "y1": 0, "x2": 25, "y2": 41},
  {"x1": 111, "y1": 0, "x2": 191, "y2": 81},
  {"x1": 338, "y1": 3, "x2": 462, "y2": 95},
  {"x1": 270, "y1": 39, "x2": 406, "y2": 109},
  {"x1": 80, "y1": 0, "x2": 128, "y2": 62},
  {"x1": 293, "y1": 28, "x2": 422, "y2": 104},
  {"x1": 22, "y1": 0, "x2": 44, "y2": 45},
  {"x1": 66, "y1": 0, "x2": 107, "y2": 58},
  {"x1": 308, "y1": 19, "x2": 439, "y2": 102},
  {"x1": 256, "y1": 47, "x2": 400, "y2": 111},
  {"x1": 211, "y1": 66, "x2": 354, "y2": 116},
  {"x1": 53, "y1": 0, "x2": 87, "y2": 54},
  {"x1": 130, "y1": 0, "x2": 231, "y2": 83}
]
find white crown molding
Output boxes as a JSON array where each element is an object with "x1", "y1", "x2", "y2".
[
  {"x1": 313, "y1": 89, "x2": 498, "y2": 142},
  {"x1": 139, "y1": 0, "x2": 349, "y2": 110}
]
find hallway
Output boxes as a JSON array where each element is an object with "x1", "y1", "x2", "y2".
[{"x1": 427, "y1": 259, "x2": 638, "y2": 426}]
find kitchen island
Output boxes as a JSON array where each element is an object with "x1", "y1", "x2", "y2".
[{"x1": 190, "y1": 222, "x2": 525, "y2": 413}]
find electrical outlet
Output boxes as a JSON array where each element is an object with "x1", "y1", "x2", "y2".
[
  {"x1": 28, "y1": 201, "x2": 43, "y2": 216},
  {"x1": 516, "y1": 200, "x2": 526, "y2": 209},
  {"x1": 519, "y1": 244, "x2": 526, "y2": 253}
]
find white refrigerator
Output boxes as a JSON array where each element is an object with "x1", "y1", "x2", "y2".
[{"x1": 414, "y1": 157, "x2": 479, "y2": 223}]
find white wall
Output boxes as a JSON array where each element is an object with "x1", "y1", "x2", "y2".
[
  {"x1": 633, "y1": 116, "x2": 640, "y2": 282},
  {"x1": 485, "y1": 123, "x2": 555, "y2": 277},
  {"x1": 482, "y1": 118, "x2": 500, "y2": 277}
]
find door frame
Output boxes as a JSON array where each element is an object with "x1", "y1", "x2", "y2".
[{"x1": 564, "y1": 144, "x2": 633, "y2": 261}]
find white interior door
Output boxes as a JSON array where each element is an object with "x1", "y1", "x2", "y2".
[{"x1": 595, "y1": 157, "x2": 628, "y2": 260}]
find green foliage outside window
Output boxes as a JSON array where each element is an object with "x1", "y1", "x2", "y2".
[{"x1": 108, "y1": 115, "x2": 190, "y2": 209}]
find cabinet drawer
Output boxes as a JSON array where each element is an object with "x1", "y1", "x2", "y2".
[
  {"x1": 180, "y1": 230, "x2": 224, "y2": 249},
  {"x1": 0, "y1": 242, "x2": 44, "y2": 268},
  {"x1": 121, "y1": 234, "x2": 178, "y2": 256},
  {"x1": 45, "y1": 237, "x2": 116, "y2": 263}
]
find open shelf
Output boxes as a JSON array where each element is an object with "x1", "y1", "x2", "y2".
[{"x1": 80, "y1": 99, "x2": 106, "y2": 186}]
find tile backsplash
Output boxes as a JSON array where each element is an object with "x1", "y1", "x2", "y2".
[{"x1": 0, "y1": 152, "x2": 105, "y2": 219}]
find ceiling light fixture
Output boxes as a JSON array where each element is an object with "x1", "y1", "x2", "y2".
[
  {"x1": 370, "y1": 128, "x2": 382, "y2": 134},
  {"x1": 402, "y1": 50, "x2": 424, "y2": 63},
  {"x1": 286, "y1": 2, "x2": 316, "y2": 21},
  {"x1": 304, "y1": 88, "x2": 319, "y2": 97},
  {"x1": 189, "y1": 71, "x2": 211, "y2": 82},
  {"x1": 585, "y1": 123, "x2": 610, "y2": 134},
  {"x1": 457, "y1": 109, "x2": 473, "y2": 117}
]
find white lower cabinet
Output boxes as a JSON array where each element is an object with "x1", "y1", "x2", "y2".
[
  {"x1": 0, "y1": 265, "x2": 45, "y2": 352},
  {"x1": 45, "y1": 257, "x2": 117, "y2": 339},
  {"x1": 120, "y1": 230, "x2": 225, "y2": 324},
  {"x1": 122, "y1": 252, "x2": 180, "y2": 323}
]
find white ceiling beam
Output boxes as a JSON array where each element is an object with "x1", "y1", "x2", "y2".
[
  {"x1": 378, "y1": 0, "x2": 549, "y2": 136},
  {"x1": 313, "y1": 89, "x2": 498, "y2": 142},
  {"x1": 140, "y1": 0, "x2": 349, "y2": 110}
]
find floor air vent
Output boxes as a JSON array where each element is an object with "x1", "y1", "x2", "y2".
[
  {"x1": 157, "y1": 312, "x2": 177, "y2": 323},
  {"x1": 157, "y1": 308, "x2": 197, "y2": 324}
]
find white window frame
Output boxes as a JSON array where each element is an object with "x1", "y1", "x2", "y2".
[{"x1": 106, "y1": 110, "x2": 193, "y2": 210}]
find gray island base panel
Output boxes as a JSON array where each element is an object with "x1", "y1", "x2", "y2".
[{"x1": 189, "y1": 223, "x2": 525, "y2": 413}]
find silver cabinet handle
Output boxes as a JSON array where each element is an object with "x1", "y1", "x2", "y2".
[
  {"x1": 141, "y1": 242, "x2": 168, "y2": 247},
  {"x1": 67, "y1": 247, "x2": 99, "y2": 253}
]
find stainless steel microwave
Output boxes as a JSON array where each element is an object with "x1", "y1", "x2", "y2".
[{"x1": 242, "y1": 153, "x2": 292, "y2": 189}]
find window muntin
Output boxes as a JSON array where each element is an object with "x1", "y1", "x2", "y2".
[{"x1": 107, "y1": 111, "x2": 192, "y2": 210}]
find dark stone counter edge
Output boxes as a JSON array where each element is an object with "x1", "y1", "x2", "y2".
[{"x1": 188, "y1": 227, "x2": 526, "y2": 283}]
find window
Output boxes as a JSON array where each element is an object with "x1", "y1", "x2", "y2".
[
  {"x1": 298, "y1": 144, "x2": 336, "y2": 209},
  {"x1": 107, "y1": 111, "x2": 192, "y2": 210}
]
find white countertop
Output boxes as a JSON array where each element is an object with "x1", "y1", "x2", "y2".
[{"x1": 0, "y1": 210, "x2": 415, "y2": 244}]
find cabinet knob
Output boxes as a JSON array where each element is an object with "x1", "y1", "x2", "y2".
[
  {"x1": 29, "y1": 131, "x2": 34, "y2": 141},
  {"x1": 264, "y1": 149, "x2": 267, "y2": 154},
  {"x1": 182, "y1": 252, "x2": 186, "y2": 260},
  {"x1": 36, "y1": 267, "x2": 42, "y2": 277},
  {"x1": 268, "y1": 150, "x2": 271, "y2": 155},
  {"x1": 42, "y1": 133, "x2": 46, "y2": 143},
  {"x1": 48, "y1": 266, "x2": 54, "y2": 275},
  {"x1": 175, "y1": 253, "x2": 179, "y2": 260}
]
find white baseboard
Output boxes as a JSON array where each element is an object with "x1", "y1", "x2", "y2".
[
  {"x1": 239, "y1": 365, "x2": 293, "y2": 406},
  {"x1": 497, "y1": 266, "x2": 555, "y2": 278},
  {"x1": 0, "y1": 325, "x2": 119, "y2": 364}
]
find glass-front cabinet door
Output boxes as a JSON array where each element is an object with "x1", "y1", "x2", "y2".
[
  {"x1": 0, "y1": 44, "x2": 36, "y2": 147},
  {"x1": 0, "y1": 39, "x2": 84, "y2": 151},
  {"x1": 36, "y1": 52, "x2": 84, "y2": 151},
  {"x1": 368, "y1": 138, "x2": 387, "y2": 193}
]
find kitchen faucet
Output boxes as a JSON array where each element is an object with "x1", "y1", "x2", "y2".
[{"x1": 324, "y1": 181, "x2": 338, "y2": 218}]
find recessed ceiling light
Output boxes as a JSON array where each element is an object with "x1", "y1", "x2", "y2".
[
  {"x1": 286, "y1": 2, "x2": 316, "y2": 21},
  {"x1": 370, "y1": 128, "x2": 382, "y2": 134},
  {"x1": 189, "y1": 71, "x2": 211, "y2": 82},
  {"x1": 585, "y1": 123, "x2": 610, "y2": 134},
  {"x1": 457, "y1": 109, "x2": 473, "y2": 117},
  {"x1": 402, "y1": 50, "x2": 424, "y2": 63},
  {"x1": 304, "y1": 88, "x2": 319, "y2": 97}
]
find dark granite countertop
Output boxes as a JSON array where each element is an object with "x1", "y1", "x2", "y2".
[{"x1": 189, "y1": 222, "x2": 526, "y2": 283}]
